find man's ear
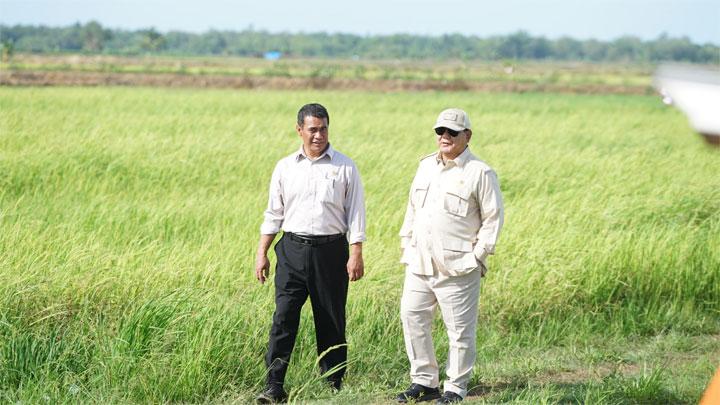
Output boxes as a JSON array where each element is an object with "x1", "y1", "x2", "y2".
[
  {"x1": 296, "y1": 123, "x2": 302, "y2": 136},
  {"x1": 465, "y1": 129, "x2": 472, "y2": 142}
]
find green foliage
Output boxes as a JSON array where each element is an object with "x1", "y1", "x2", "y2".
[
  {"x1": 0, "y1": 23, "x2": 718, "y2": 63},
  {"x1": 0, "y1": 87, "x2": 718, "y2": 403},
  {"x1": 138, "y1": 28, "x2": 166, "y2": 53},
  {"x1": 80, "y1": 21, "x2": 111, "y2": 52},
  {"x1": 0, "y1": 39, "x2": 13, "y2": 62}
]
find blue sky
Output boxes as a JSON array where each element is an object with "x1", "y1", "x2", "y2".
[{"x1": 1, "y1": 0, "x2": 718, "y2": 44}]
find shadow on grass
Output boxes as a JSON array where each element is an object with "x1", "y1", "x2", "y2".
[
  {"x1": 467, "y1": 380, "x2": 527, "y2": 398},
  {"x1": 468, "y1": 370, "x2": 686, "y2": 404}
]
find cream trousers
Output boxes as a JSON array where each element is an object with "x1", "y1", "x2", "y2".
[{"x1": 400, "y1": 268, "x2": 481, "y2": 398}]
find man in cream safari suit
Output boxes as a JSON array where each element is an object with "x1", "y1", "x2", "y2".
[{"x1": 396, "y1": 108, "x2": 504, "y2": 404}]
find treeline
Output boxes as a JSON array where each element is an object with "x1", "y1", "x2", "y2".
[{"x1": 1, "y1": 21, "x2": 718, "y2": 63}]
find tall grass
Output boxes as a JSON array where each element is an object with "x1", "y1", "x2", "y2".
[{"x1": 0, "y1": 87, "x2": 718, "y2": 403}]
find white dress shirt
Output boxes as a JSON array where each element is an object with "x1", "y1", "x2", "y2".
[
  {"x1": 400, "y1": 147, "x2": 504, "y2": 276},
  {"x1": 260, "y1": 144, "x2": 366, "y2": 244}
]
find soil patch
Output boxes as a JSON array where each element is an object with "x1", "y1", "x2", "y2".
[{"x1": 0, "y1": 70, "x2": 652, "y2": 95}]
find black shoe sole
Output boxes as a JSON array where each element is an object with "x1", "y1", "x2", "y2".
[
  {"x1": 437, "y1": 393, "x2": 464, "y2": 403},
  {"x1": 397, "y1": 392, "x2": 441, "y2": 403},
  {"x1": 255, "y1": 393, "x2": 287, "y2": 404}
]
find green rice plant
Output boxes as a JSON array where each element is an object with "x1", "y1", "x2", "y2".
[{"x1": 0, "y1": 86, "x2": 717, "y2": 403}]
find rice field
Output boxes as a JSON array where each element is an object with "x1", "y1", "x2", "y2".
[
  {"x1": 0, "y1": 54, "x2": 656, "y2": 94},
  {"x1": 0, "y1": 86, "x2": 718, "y2": 403}
]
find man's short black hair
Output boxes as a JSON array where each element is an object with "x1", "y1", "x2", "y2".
[{"x1": 297, "y1": 103, "x2": 330, "y2": 127}]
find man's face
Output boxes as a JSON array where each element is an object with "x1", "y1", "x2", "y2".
[
  {"x1": 437, "y1": 127, "x2": 471, "y2": 160},
  {"x1": 297, "y1": 115, "x2": 329, "y2": 158}
]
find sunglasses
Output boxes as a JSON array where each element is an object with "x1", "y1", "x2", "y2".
[{"x1": 434, "y1": 127, "x2": 463, "y2": 137}]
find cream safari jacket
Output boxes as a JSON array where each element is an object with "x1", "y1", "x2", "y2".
[{"x1": 399, "y1": 148, "x2": 504, "y2": 276}]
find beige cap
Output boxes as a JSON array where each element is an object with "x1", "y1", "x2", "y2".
[{"x1": 433, "y1": 108, "x2": 471, "y2": 131}]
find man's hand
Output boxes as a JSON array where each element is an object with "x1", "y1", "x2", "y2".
[
  {"x1": 347, "y1": 242, "x2": 364, "y2": 282},
  {"x1": 255, "y1": 234, "x2": 276, "y2": 284},
  {"x1": 256, "y1": 254, "x2": 270, "y2": 284}
]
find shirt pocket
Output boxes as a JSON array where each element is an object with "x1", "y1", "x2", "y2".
[
  {"x1": 412, "y1": 181, "x2": 430, "y2": 208},
  {"x1": 315, "y1": 176, "x2": 343, "y2": 205},
  {"x1": 443, "y1": 186, "x2": 472, "y2": 217},
  {"x1": 442, "y1": 237, "x2": 478, "y2": 272}
]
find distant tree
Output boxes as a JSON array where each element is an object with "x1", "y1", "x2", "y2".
[
  {"x1": 649, "y1": 33, "x2": 700, "y2": 62},
  {"x1": 497, "y1": 31, "x2": 532, "y2": 59},
  {"x1": 698, "y1": 44, "x2": 720, "y2": 64},
  {"x1": 552, "y1": 37, "x2": 584, "y2": 60},
  {"x1": 139, "y1": 28, "x2": 166, "y2": 52},
  {"x1": 164, "y1": 31, "x2": 193, "y2": 54},
  {"x1": 104, "y1": 29, "x2": 138, "y2": 54},
  {"x1": 81, "y1": 21, "x2": 110, "y2": 52},
  {"x1": 582, "y1": 39, "x2": 608, "y2": 61},
  {"x1": 202, "y1": 31, "x2": 227, "y2": 54},
  {"x1": 59, "y1": 23, "x2": 83, "y2": 51},
  {"x1": 0, "y1": 23, "x2": 717, "y2": 63},
  {"x1": 608, "y1": 35, "x2": 645, "y2": 61},
  {"x1": 1, "y1": 39, "x2": 13, "y2": 62},
  {"x1": 528, "y1": 36, "x2": 552, "y2": 59}
]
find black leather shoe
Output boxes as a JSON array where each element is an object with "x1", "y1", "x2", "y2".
[
  {"x1": 436, "y1": 391, "x2": 463, "y2": 403},
  {"x1": 328, "y1": 378, "x2": 342, "y2": 391},
  {"x1": 396, "y1": 383, "x2": 441, "y2": 403},
  {"x1": 255, "y1": 383, "x2": 287, "y2": 404}
]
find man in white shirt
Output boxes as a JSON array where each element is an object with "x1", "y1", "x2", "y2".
[
  {"x1": 255, "y1": 103, "x2": 366, "y2": 404},
  {"x1": 396, "y1": 108, "x2": 504, "y2": 404}
]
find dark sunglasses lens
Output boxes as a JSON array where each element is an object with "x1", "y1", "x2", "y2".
[{"x1": 435, "y1": 127, "x2": 460, "y2": 137}]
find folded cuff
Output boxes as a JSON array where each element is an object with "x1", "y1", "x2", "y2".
[
  {"x1": 348, "y1": 232, "x2": 366, "y2": 244},
  {"x1": 473, "y1": 246, "x2": 489, "y2": 262}
]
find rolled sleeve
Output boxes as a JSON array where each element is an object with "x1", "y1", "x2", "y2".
[
  {"x1": 344, "y1": 164, "x2": 366, "y2": 243},
  {"x1": 259, "y1": 163, "x2": 284, "y2": 235}
]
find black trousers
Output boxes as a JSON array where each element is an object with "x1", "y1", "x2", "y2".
[{"x1": 265, "y1": 233, "x2": 349, "y2": 385}]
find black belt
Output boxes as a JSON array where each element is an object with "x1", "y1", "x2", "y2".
[{"x1": 286, "y1": 232, "x2": 345, "y2": 246}]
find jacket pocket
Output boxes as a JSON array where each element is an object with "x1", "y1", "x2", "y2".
[
  {"x1": 443, "y1": 186, "x2": 471, "y2": 217},
  {"x1": 412, "y1": 181, "x2": 430, "y2": 208},
  {"x1": 400, "y1": 244, "x2": 418, "y2": 266},
  {"x1": 442, "y1": 237, "x2": 478, "y2": 272}
]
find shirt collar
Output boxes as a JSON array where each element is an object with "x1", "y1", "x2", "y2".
[
  {"x1": 436, "y1": 146, "x2": 471, "y2": 167},
  {"x1": 296, "y1": 143, "x2": 335, "y2": 162}
]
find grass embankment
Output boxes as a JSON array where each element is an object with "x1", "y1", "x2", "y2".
[
  {"x1": 0, "y1": 87, "x2": 718, "y2": 403},
  {"x1": 0, "y1": 54, "x2": 654, "y2": 93}
]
